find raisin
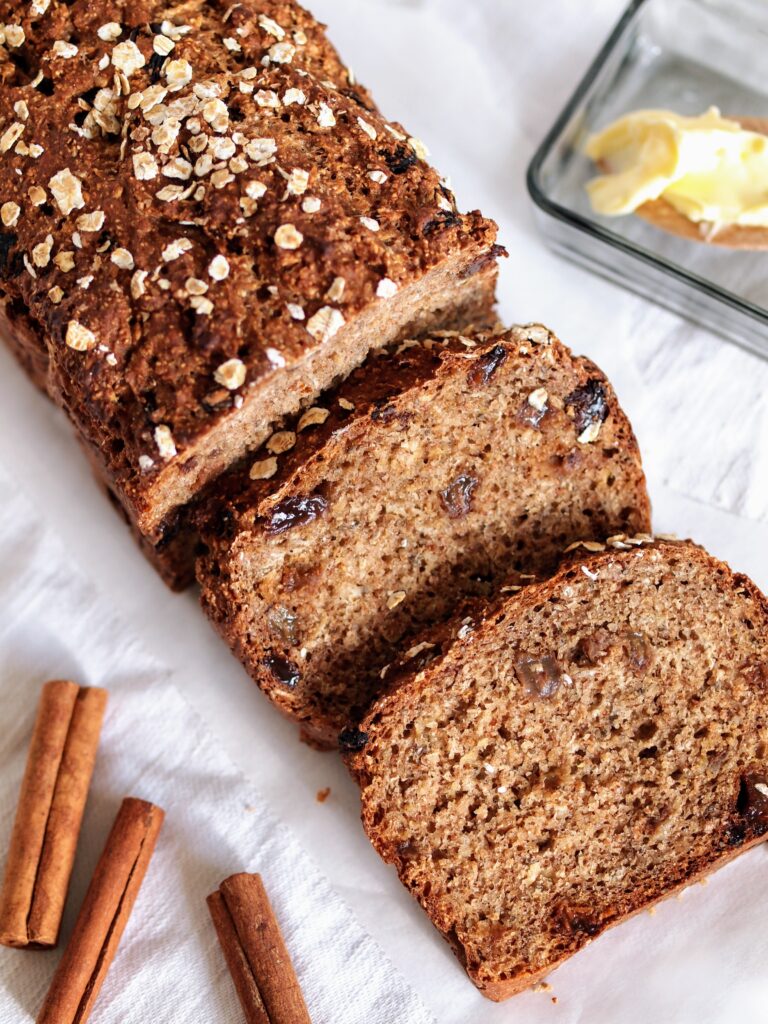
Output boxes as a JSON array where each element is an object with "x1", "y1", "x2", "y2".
[
  {"x1": 263, "y1": 656, "x2": 300, "y2": 689},
  {"x1": 382, "y1": 144, "x2": 417, "y2": 175},
  {"x1": 340, "y1": 86, "x2": 376, "y2": 112},
  {"x1": 515, "y1": 656, "x2": 566, "y2": 699},
  {"x1": 0, "y1": 232, "x2": 18, "y2": 276},
  {"x1": 280, "y1": 564, "x2": 319, "y2": 592},
  {"x1": 459, "y1": 243, "x2": 508, "y2": 280},
  {"x1": 147, "y1": 51, "x2": 165, "y2": 84},
  {"x1": 421, "y1": 210, "x2": 460, "y2": 236},
  {"x1": 574, "y1": 629, "x2": 612, "y2": 665},
  {"x1": 735, "y1": 773, "x2": 768, "y2": 833},
  {"x1": 554, "y1": 902, "x2": 602, "y2": 936},
  {"x1": 568, "y1": 913, "x2": 601, "y2": 936},
  {"x1": 626, "y1": 632, "x2": 653, "y2": 674},
  {"x1": 4, "y1": 249, "x2": 23, "y2": 280},
  {"x1": 267, "y1": 605, "x2": 299, "y2": 645},
  {"x1": 338, "y1": 727, "x2": 369, "y2": 754},
  {"x1": 516, "y1": 401, "x2": 547, "y2": 430},
  {"x1": 396, "y1": 838, "x2": 418, "y2": 860},
  {"x1": 440, "y1": 474, "x2": 478, "y2": 519},
  {"x1": 370, "y1": 402, "x2": 398, "y2": 423},
  {"x1": 564, "y1": 379, "x2": 608, "y2": 437},
  {"x1": 467, "y1": 344, "x2": 507, "y2": 387},
  {"x1": 726, "y1": 823, "x2": 746, "y2": 846},
  {"x1": 265, "y1": 494, "x2": 327, "y2": 535}
]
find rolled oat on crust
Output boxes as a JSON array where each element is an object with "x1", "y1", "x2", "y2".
[{"x1": 0, "y1": 0, "x2": 501, "y2": 585}]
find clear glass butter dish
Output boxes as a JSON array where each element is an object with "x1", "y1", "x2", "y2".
[{"x1": 527, "y1": 0, "x2": 768, "y2": 358}]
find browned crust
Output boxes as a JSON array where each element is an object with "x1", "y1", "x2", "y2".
[
  {"x1": 348, "y1": 540, "x2": 768, "y2": 1000},
  {"x1": 605, "y1": 116, "x2": 768, "y2": 249},
  {"x1": 197, "y1": 324, "x2": 651, "y2": 747},
  {"x1": 0, "y1": 0, "x2": 499, "y2": 538},
  {"x1": 0, "y1": 258, "x2": 499, "y2": 589}
]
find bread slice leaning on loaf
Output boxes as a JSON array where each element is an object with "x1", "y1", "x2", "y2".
[
  {"x1": 197, "y1": 324, "x2": 651, "y2": 747},
  {"x1": 0, "y1": 0, "x2": 500, "y2": 588},
  {"x1": 346, "y1": 539, "x2": 768, "y2": 1000}
]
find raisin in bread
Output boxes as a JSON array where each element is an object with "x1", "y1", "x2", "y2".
[
  {"x1": 197, "y1": 324, "x2": 651, "y2": 747},
  {"x1": 0, "y1": 0, "x2": 500, "y2": 587},
  {"x1": 346, "y1": 539, "x2": 768, "y2": 1000}
]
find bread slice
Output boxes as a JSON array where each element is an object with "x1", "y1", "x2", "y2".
[
  {"x1": 197, "y1": 324, "x2": 651, "y2": 746},
  {"x1": 0, "y1": 0, "x2": 500, "y2": 588},
  {"x1": 347, "y1": 539, "x2": 768, "y2": 1000}
]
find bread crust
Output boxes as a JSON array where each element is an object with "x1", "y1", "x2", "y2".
[
  {"x1": 0, "y1": 0, "x2": 500, "y2": 553},
  {"x1": 348, "y1": 540, "x2": 768, "y2": 1000}
]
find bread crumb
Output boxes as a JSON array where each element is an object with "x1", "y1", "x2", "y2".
[{"x1": 316, "y1": 787, "x2": 331, "y2": 803}]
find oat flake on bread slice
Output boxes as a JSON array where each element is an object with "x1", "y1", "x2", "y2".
[{"x1": 347, "y1": 539, "x2": 768, "y2": 1000}]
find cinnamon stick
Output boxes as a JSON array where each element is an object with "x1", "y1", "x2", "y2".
[
  {"x1": 36, "y1": 797, "x2": 164, "y2": 1024},
  {"x1": 207, "y1": 873, "x2": 311, "y2": 1024},
  {"x1": 0, "y1": 680, "x2": 107, "y2": 949}
]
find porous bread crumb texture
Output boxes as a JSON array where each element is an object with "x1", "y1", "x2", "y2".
[
  {"x1": 0, "y1": 0, "x2": 499, "y2": 539},
  {"x1": 350, "y1": 542, "x2": 768, "y2": 1000},
  {"x1": 0, "y1": 257, "x2": 498, "y2": 588},
  {"x1": 197, "y1": 324, "x2": 651, "y2": 745}
]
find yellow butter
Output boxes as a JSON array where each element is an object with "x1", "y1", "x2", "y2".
[{"x1": 585, "y1": 107, "x2": 768, "y2": 228}]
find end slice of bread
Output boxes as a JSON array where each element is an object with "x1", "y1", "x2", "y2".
[
  {"x1": 348, "y1": 540, "x2": 768, "y2": 1000},
  {"x1": 197, "y1": 324, "x2": 650, "y2": 746}
]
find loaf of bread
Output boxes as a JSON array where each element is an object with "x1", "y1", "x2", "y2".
[
  {"x1": 0, "y1": 0, "x2": 500, "y2": 587},
  {"x1": 347, "y1": 539, "x2": 768, "y2": 1000},
  {"x1": 197, "y1": 324, "x2": 651, "y2": 746}
]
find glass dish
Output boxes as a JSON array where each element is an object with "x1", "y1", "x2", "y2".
[{"x1": 527, "y1": 0, "x2": 768, "y2": 359}]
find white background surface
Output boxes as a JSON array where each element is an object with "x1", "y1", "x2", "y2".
[{"x1": 1, "y1": 1, "x2": 768, "y2": 1021}]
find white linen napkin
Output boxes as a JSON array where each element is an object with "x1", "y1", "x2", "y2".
[{"x1": 0, "y1": 469, "x2": 435, "y2": 1024}]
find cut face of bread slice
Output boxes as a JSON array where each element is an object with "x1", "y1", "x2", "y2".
[
  {"x1": 197, "y1": 325, "x2": 651, "y2": 746},
  {"x1": 348, "y1": 540, "x2": 768, "y2": 1000}
]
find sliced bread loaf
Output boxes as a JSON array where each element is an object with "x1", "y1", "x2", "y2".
[
  {"x1": 0, "y1": 0, "x2": 499, "y2": 588},
  {"x1": 197, "y1": 324, "x2": 651, "y2": 746},
  {"x1": 347, "y1": 539, "x2": 768, "y2": 1000}
]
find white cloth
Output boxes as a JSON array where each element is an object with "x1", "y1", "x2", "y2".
[{"x1": 2, "y1": 1, "x2": 768, "y2": 1021}]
